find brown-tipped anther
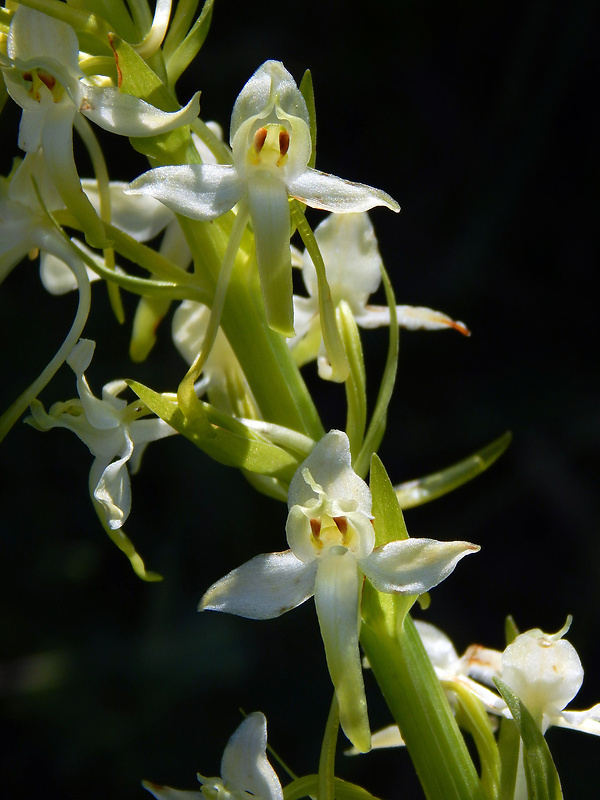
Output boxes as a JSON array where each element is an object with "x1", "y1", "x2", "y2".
[
  {"x1": 253, "y1": 127, "x2": 268, "y2": 153},
  {"x1": 333, "y1": 516, "x2": 348, "y2": 534},
  {"x1": 38, "y1": 71, "x2": 56, "y2": 91},
  {"x1": 279, "y1": 130, "x2": 290, "y2": 157}
]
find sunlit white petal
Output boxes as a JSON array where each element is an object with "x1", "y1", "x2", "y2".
[
  {"x1": 220, "y1": 712, "x2": 283, "y2": 800},
  {"x1": 314, "y1": 552, "x2": 370, "y2": 752},
  {"x1": 199, "y1": 551, "x2": 317, "y2": 619},
  {"x1": 288, "y1": 168, "x2": 400, "y2": 213},
  {"x1": 127, "y1": 165, "x2": 242, "y2": 220},
  {"x1": 361, "y1": 538, "x2": 480, "y2": 595}
]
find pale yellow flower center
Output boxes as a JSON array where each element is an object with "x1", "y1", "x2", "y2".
[
  {"x1": 22, "y1": 68, "x2": 65, "y2": 103},
  {"x1": 247, "y1": 123, "x2": 290, "y2": 170}
]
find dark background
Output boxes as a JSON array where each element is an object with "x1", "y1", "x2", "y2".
[{"x1": 1, "y1": 0, "x2": 599, "y2": 797}]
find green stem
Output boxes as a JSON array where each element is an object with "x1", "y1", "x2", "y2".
[
  {"x1": 177, "y1": 215, "x2": 325, "y2": 441},
  {"x1": 318, "y1": 695, "x2": 339, "y2": 800},
  {"x1": 360, "y1": 598, "x2": 485, "y2": 800}
]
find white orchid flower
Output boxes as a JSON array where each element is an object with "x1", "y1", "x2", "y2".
[
  {"x1": 0, "y1": 151, "x2": 93, "y2": 443},
  {"x1": 1, "y1": 5, "x2": 199, "y2": 246},
  {"x1": 365, "y1": 620, "x2": 504, "y2": 751},
  {"x1": 291, "y1": 213, "x2": 469, "y2": 378},
  {"x1": 501, "y1": 620, "x2": 600, "y2": 736},
  {"x1": 1, "y1": 151, "x2": 74, "y2": 283},
  {"x1": 143, "y1": 712, "x2": 283, "y2": 800},
  {"x1": 26, "y1": 339, "x2": 175, "y2": 530},
  {"x1": 127, "y1": 60, "x2": 399, "y2": 336},
  {"x1": 200, "y1": 430, "x2": 479, "y2": 752}
]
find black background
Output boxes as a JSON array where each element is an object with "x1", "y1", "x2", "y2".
[{"x1": 1, "y1": 0, "x2": 599, "y2": 797}]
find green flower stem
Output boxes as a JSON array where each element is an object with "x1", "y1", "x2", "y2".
[
  {"x1": 74, "y1": 114, "x2": 125, "y2": 323},
  {"x1": 318, "y1": 695, "x2": 339, "y2": 800},
  {"x1": 360, "y1": 599, "x2": 486, "y2": 800},
  {"x1": 353, "y1": 263, "x2": 398, "y2": 478},
  {"x1": 176, "y1": 215, "x2": 325, "y2": 440},
  {"x1": 290, "y1": 201, "x2": 349, "y2": 382}
]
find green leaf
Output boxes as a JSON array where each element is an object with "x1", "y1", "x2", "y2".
[
  {"x1": 494, "y1": 679, "x2": 563, "y2": 800},
  {"x1": 504, "y1": 615, "x2": 520, "y2": 646},
  {"x1": 284, "y1": 775, "x2": 383, "y2": 800},
  {"x1": 165, "y1": 0, "x2": 215, "y2": 87},
  {"x1": 367, "y1": 454, "x2": 414, "y2": 630},
  {"x1": 299, "y1": 69, "x2": 317, "y2": 169},
  {"x1": 370, "y1": 454, "x2": 409, "y2": 545},
  {"x1": 497, "y1": 717, "x2": 521, "y2": 800},
  {"x1": 394, "y1": 432, "x2": 512, "y2": 509},
  {"x1": 128, "y1": 381, "x2": 299, "y2": 480}
]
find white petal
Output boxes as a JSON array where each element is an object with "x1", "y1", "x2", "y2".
[
  {"x1": 363, "y1": 724, "x2": 405, "y2": 751},
  {"x1": 13, "y1": 102, "x2": 48, "y2": 153},
  {"x1": 247, "y1": 171, "x2": 294, "y2": 336},
  {"x1": 502, "y1": 628, "x2": 584, "y2": 719},
  {"x1": 220, "y1": 713, "x2": 283, "y2": 800},
  {"x1": 463, "y1": 644, "x2": 503, "y2": 686},
  {"x1": 199, "y1": 551, "x2": 316, "y2": 619},
  {"x1": 66, "y1": 341, "x2": 125, "y2": 430},
  {"x1": 355, "y1": 304, "x2": 469, "y2": 335},
  {"x1": 290, "y1": 295, "x2": 318, "y2": 340},
  {"x1": 314, "y1": 552, "x2": 370, "y2": 752},
  {"x1": 79, "y1": 86, "x2": 200, "y2": 137},
  {"x1": 93, "y1": 435, "x2": 134, "y2": 529},
  {"x1": 287, "y1": 430, "x2": 372, "y2": 515},
  {"x1": 288, "y1": 168, "x2": 400, "y2": 213},
  {"x1": 128, "y1": 418, "x2": 177, "y2": 473},
  {"x1": 301, "y1": 213, "x2": 382, "y2": 311},
  {"x1": 414, "y1": 620, "x2": 460, "y2": 673},
  {"x1": 360, "y1": 538, "x2": 479, "y2": 595},
  {"x1": 41, "y1": 102, "x2": 107, "y2": 247},
  {"x1": 452, "y1": 676, "x2": 507, "y2": 715},
  {"x1": 143, "y1": 781, "x2": 201, "y2": 800},
  {"x1": 191, "y1": 120, "x2": 224, "y2": 164},
  {"x1": 127, "y1": 165, "x2": 242, "y2": 220},
  {"x1": 557, "y1": 704, "x2": 600, "y2": 736},
  {"x1": 67, "y1": 338, "x2": 95, "y2": 375},
  {"x1": 8, "y1": 6, "x2": 79, "y2": 68},
  {"x1": 40, "y1": 245, "x2": 102, "y2": 295},
  {"x1": 80, "y1": 180, "x2": 174, "y2": 241},
  {"x1": 230, "y1": 60, "x2": 309, "y2": 145}
]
